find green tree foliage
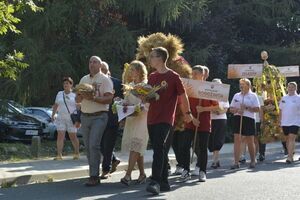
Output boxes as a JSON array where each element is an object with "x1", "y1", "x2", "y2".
[
  {"x1": 0, "y1": 0, "x2": 299, "y2": 106},
  {"x1": 0, "y1": 0, "x2": 41, "y2": 81}
]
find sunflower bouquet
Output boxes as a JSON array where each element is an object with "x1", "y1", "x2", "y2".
[{"x1": 123, "y1": 82, "x2": 162, "y2": 101}]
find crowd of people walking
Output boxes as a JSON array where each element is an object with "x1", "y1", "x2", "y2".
[{"x1": 50, "y1": 47, "x2": 299, "y2": 195}]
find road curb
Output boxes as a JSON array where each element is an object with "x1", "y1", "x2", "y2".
[{"x1": 1, "y1": 144, "x2": 298, "y2": 187}]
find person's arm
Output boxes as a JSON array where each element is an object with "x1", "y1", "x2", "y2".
[
  {"x1": 94, "y1": 92, "x2": 113, "y2": 104},
  {"x1": 242, "y1": 94, "x2": 260, "y2": 113},
  {"x1": 51, "y1": 103, "x2": 58, "y2": 121},
  {"x1": 215, "y1": 106, "x2": 228, "y2": 115},
  {"x1": 179, "y1": 93, "x2": 199, "y2": 127},
  {"x1": 229, "y1": 94, "x2": 244, "y2": 115},
  {"x1": 196, "y1": 105, "x2": 219, "y2": 113},
  {"x1": 245, "y1": 106, "x2": 260, "y2": 113},
  {"x1": 279, "y1": 109, "x2": 282, "y2": 125},
  {"x1": 75, "y1": 93, "x2": 83, "y2": 103},
  {"x1": 229, "y1": 106, "x2": 238, "y2": 114}
]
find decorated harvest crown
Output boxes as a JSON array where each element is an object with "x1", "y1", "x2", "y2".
[{"x1": 253, "y1": 51, "x2": 286, "y2": 143}]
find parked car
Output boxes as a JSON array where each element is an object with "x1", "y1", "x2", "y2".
[
  {"x1": 25, "y1": 107, "x2": 57, "y2": 139},
  {"x1": 25, "y1": 107, "x2": 83, "y2": 139},
  {"x1": 0, "y1": 100, "x2": 44, "y2": 142}
]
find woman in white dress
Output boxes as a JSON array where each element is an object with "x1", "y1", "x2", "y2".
[
  {"x1": 120, "y1": 61, "x2": 149, "y2": 185},
  {"x1": 52, "y1": 77, "x2": 80, "y2": 160}
]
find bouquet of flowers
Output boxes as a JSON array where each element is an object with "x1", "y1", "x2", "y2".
[
  {"x1": 112, "y1": 98, "x2": 144, "y2": 121},
  {"x1": 123, "y1": 82, "x2": 162, "y2": 101}
]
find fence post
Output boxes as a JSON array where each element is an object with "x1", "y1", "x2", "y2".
[{"x1": 31, "y1": 136, "x2": 41, "y2": 158}]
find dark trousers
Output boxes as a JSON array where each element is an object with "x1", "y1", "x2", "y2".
[
  {"x1": 172, "y1": 130, "x2": 185, "y2": 168},
  {"x1": 181, "y1": 129, "x2": 209, "y2": 172},
  {"x1": 256, "y1": 122, "x2": 266, "y2": 155},
  {"x1": 148, "y1": 123, "x2": 172, "y2": 184},
  {"x1": 101, "y1": 126, "x2": 119, "y2": 172},
  {"x1": 208, "y1": 119, "x2": 226, "y2": 152}
]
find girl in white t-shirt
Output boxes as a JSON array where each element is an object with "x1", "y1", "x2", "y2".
[
  {"x1": 279, "y1": 82, "x2": 300, "y2": 163},
  {"x1": 52, "y1": 77, "x2": 80, "y2": 160},
  {"x1": 229, "y1": 78, "x2": 260, "y2": 169}
]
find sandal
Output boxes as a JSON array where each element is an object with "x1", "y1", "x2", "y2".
[
  {"x1": 53, "y1": 155, "x2": 63, "y2": 160},
  {"x1": 136, "y1": 174, "x2": 147, "y2": 184},
  {"x1": 249, "y1": 162, "x2": 256, "y2": 169},
  {"x1": 73, "y1": 154, "x2": 80, "y2": 160},
  {"x1": 230, "y1": 163, "x2": 240, "y2": 170},
  {"x1": 120, "y1": 176, "x2": 132, "y2": 186}
]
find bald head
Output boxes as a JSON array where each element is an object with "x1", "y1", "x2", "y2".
[
  {"x1": 89, "y1": 56, "x2": 102, "y2": 76},
  {"x1": 101, "y1": 61, "x2": 110, "y2": 75}
]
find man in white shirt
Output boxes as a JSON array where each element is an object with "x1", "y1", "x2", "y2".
[{"x1": 76, "y1": 56, "x2": 114, "y2": 186}]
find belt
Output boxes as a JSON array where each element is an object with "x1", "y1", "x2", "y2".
[{"x1": 81, "y1": 111, "x2": 107, "y2": 116}]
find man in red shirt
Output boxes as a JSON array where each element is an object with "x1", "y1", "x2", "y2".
[
  {"x1": 179, "y1": 65, "x2": 219, "y2": 182},
  {"x1": 146, "y1": 47, "x2": 199, "y2": 195}
]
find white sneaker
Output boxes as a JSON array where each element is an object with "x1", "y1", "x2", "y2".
[
  {"x1": 191, "y1": 166, "x2": 200, "y2": 176},
  {"x1": 173, "y1": 166, "x2": 184, "y2": 175},
  {"x1": 179, "y1": 170, "x2": 191, "y2": 182},
  {"x1": 198, "y1": 171, "x2": 206, "y2": 182}
]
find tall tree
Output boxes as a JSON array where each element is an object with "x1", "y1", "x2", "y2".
[{"x1": 0, "y1": 0, "x2": 41, "y2": 80}]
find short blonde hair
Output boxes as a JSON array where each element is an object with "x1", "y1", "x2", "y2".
[
  {"x1": 239, "y1": 78, "x2": 251, "y2": 87},
  {"x1": 288, "y1": 81, "x2": 297, "y2": 88}
]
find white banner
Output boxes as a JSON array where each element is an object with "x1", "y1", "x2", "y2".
[
  {"x1": 228, "y1": 64, "x2": 263, "y2": 79},
  {"x1": 181, "y1": 78, "x2": 230, "y2": 102},
  {"x1": 277, "y1": 66, "x2": 299, "y2": 77}
]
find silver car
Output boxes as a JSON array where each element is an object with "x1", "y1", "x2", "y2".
[{"x1": 25, "y1": 107, "x2": 57, "y2": 139}]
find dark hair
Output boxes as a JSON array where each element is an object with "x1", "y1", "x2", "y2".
[
  {"x1": 63, "y1": 77, "x2": 73, "y2": 85},
  {"x1": 151, "y1": 47, "x2": 169, "y2": 63}
]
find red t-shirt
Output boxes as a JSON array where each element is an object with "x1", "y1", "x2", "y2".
[
  {"x1": 185, "y1": 97, "x2": 218, "y2": 132},
  {"x1": 147, "y1": 70, "x2": 185, "y2": 125}
]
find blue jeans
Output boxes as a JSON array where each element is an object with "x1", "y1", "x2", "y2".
[{"x1": 80, "y1": 112, "x2": 108, "y2": 177}]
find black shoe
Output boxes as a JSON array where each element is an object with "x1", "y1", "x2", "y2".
[
  {"x1": 110, "y1": 160, "x2": 120, "y2": 174},
  {"x1": 160, "y1": 182, "x2": 171, "y2": 191},
  {"x1": 239, "y1": 158, "x2": 246, "y2": 164},
  {"x1": 284, "y1": 149, "x2": 288, "y2": 155},
  {"x1": 100, "y1": 171, "x2": 110, "y2": 179},
  {"x1": 258, "y1": 154, "x2": 265, "y2": 162},
  {"x1": 211, "y1": 161, "x2": 220, "y2": 169},
  {"x1": 85, "y1": 176, "x2": 100, "y2": 186},
  {"x1": 146, "y1": 181, "x2": 160, "y2": 195}
]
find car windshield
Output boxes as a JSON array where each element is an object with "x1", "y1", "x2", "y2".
[
  {"x1": 8, "y1": 101, "x2": 26, "y2": 113},
  {"x1": 45, "y1": 108, "x2": 53, "y2": 116}
]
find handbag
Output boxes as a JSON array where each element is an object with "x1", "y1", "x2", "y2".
[
  {"x1": 70, "y1": 109, "x2": 81, "y2": 124},
  {"x1": 63, "y1": 92, "x2": 81, "y2": 124}
]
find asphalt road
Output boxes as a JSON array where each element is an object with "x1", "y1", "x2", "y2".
[{"x1": 1, "y1": 151, "x2": 300, "y2": 200}]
